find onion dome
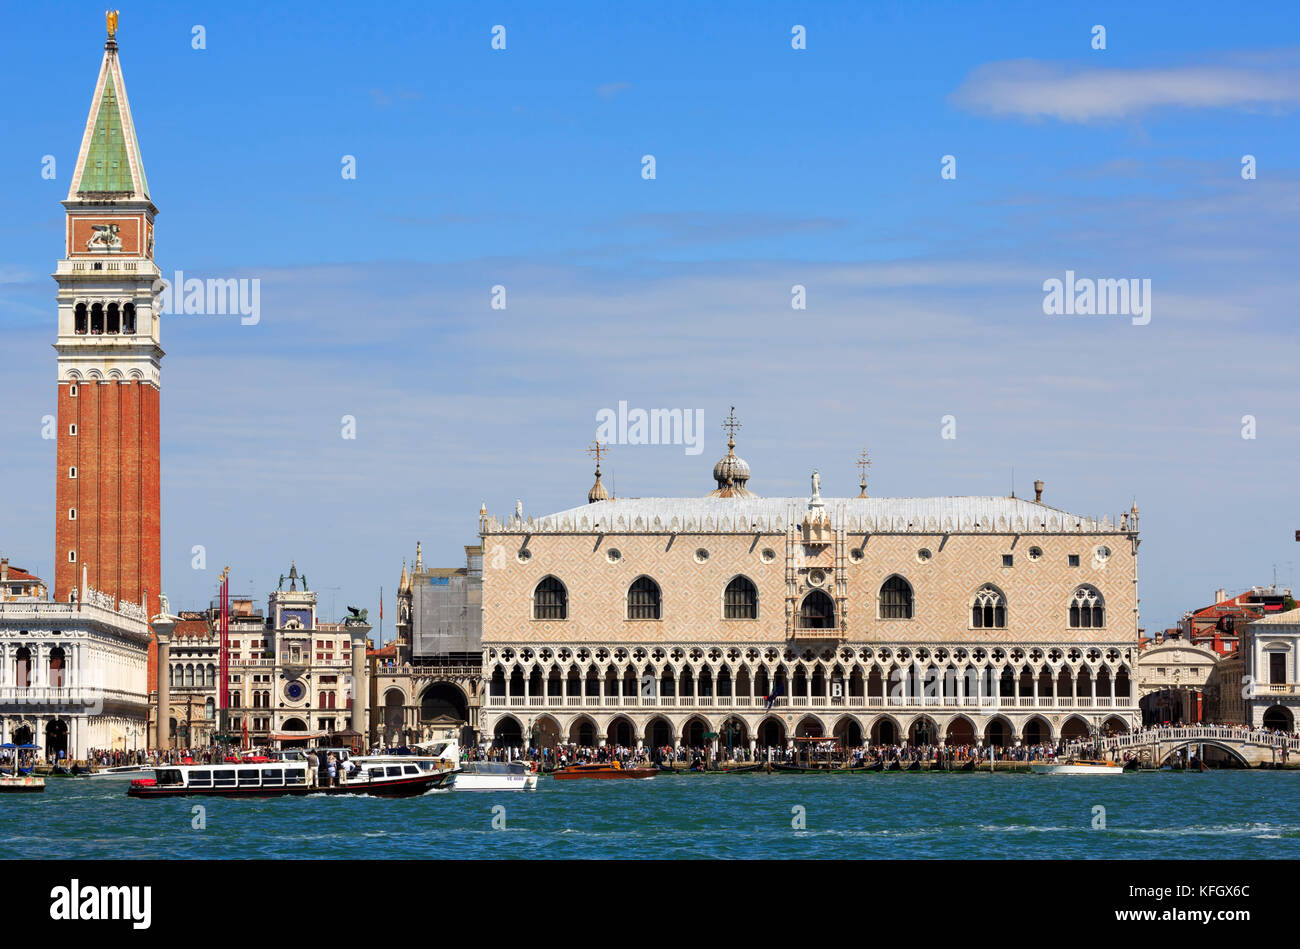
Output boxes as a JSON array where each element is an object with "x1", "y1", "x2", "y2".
[
  {"x1": 588, "y1": 465, "x2": 610, "y2": 503},
  {"x1": 587, "y1": 441, "x2": 612, "y2": 503},
  {"x1": 708, "y1": 416, "x2": 757, "y2": 498}
]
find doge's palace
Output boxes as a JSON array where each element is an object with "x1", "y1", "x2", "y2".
[{"x1": 480, "y1": 417, "x2": 1141, "y2": 755}]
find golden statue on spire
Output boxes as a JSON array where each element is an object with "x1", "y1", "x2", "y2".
[{"x1": 106, "y1": 10, "x2": 119, "y2": 39}]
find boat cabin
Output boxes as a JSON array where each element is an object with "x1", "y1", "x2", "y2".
[{"x1": 154, "y1": 762, "x2": 310, "y2": 790}]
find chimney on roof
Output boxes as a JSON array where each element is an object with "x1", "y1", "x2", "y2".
[
  {"x1": 1215, "y1": 588, "x2": 1227, "y2": 604},
  {"x1": 0, "y1": 558, "x2": 7, "y2": 584},
  {"x1": 1033, "y1": 480, "x2": 1044, "y2": 503}
]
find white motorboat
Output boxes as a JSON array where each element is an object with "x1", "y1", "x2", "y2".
[
  {"x1": 1030, "y1": 758, "x2": 1124, "y2": 775},
  {"x1": 447, "y1": 760, "x2": 538, "y2": 791},
  {"x1": 86, "y1": 764, "x2": 153, "y2": 779}
]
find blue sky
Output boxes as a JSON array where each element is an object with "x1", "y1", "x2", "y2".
[{"x1": 1, "y1": 1, "x2": 1297, "y2": 631}]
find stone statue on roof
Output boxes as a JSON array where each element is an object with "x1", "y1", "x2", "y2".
[{"x1": 811, "y1": 469, "x2": 822, "y2": 501}]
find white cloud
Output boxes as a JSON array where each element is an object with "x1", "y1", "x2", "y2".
[
  {"x1": 596, "y1": 81, "x2": 632, "y2": 101},
  {"x1": 952, "y1": 55, "x2": 1300, "y2": 122}
]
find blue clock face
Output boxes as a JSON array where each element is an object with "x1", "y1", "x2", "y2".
[{"x1": 285, "y1": 681, "x2": 305, "y2": 701}]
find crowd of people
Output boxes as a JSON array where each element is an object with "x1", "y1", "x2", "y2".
[
  {"x1": 17, "y1": 720, "x2": 1300, "y2": 772},
  {"x1": 464, "y1": 720, "x2": 1300, "y2": 771},
  {"x1": 461, "y1": 739, "x2": 1086, "y2": 769}
]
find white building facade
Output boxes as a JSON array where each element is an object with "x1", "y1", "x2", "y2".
[
  {"x1": 1244, "y1": 607, "x2": 1300, "y2": 730},
  {"x1": 0, "y1": 572, "x2": 151, "y2": 759},
  {"x1": 479, "y1": 435, "x2": 1143, "y2": 756}
]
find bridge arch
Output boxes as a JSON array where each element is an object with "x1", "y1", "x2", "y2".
[{"x1": 1155, "y1": 740, "x2": 1250, "y2": 768}]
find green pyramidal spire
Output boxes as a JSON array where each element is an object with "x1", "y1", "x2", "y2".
[{"x1": 69, "y1": 25, "x2": 150, "y2": 201}]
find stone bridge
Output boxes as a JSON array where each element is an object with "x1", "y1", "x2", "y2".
[{"x1": 1075, "y1": 725, "x2": 1300, "y2": 768}]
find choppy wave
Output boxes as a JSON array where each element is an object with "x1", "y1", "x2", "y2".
[{"x1": 4, "y1": 771, "x2": 1298, "y2": 859}]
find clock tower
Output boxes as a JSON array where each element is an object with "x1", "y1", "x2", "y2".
[{"x1": 53, "y1": 13, "x2": 163, "y2": 681}]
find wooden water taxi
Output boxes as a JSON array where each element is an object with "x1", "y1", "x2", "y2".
[
  {"x1": 127, "y1": 759, "x2": 454, "y2": 798},
  {"x1": 1029, "y1": 758, "x2": 1124, "y2": 775},
  {"x1": 552, "y1": 761, "x2": 657, "y2": 780}
]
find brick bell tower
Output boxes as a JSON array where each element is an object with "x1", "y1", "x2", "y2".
[{"x1": 53, "y1": 12, "x2": 163, "y2": 681}]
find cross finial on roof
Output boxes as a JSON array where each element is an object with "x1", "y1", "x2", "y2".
[
  {"x1": 722, "y1": 406, "x2": 741, "y2": 449},
  {"x1": 587, "y1": 439, "x2": 608, "y2": 472},
  {"x1": 857, "y1": 447, "x2": 871, "y2": 498}
]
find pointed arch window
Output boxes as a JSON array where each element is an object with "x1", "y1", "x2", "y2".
[
  {"x1": 532, "y1": 576, "x2": 568, "y2": 620},
  {"x1": 799, "y1": 589, "x2": 835, "y2": 629},
  {"x1": 723, "y1": 576, "x2": 758, "y2": 619},
  {"x1": 879, "y1": 575, "x2": 914, "y2": 619},
  {"x1": 971, "y1": 585, "x2": 1007, "y2": 628},
  {"x1": 627, "y1": 577, "x2": 662, "y2": 620},
  {"x1": 1069, "y1": 587, "x2": 1105, "y2": 628}
]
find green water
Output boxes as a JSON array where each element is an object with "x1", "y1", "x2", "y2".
[{"x1": 3, "y1": 770, "x2": 1297, "y2": 859}]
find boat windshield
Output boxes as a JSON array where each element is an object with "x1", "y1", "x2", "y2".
[
  {"x1": 156, "y1": 769, "x2": 184, "y2": 786},
  {"x1": 467, "y1": 762, "x2": 521, "y2": 775}
]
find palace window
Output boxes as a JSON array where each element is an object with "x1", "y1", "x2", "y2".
[
  {"x1": 627, "y1": 576, "x2": 662, "y2": 620},
  {"x1": 68, "y1": 550, "x2": 76, "y2": 563},
  {"x1": 799, "y1": 589, "x2": 836, "y2": 629},
  {"x1": 532, "y1": 576, "x2": 568, "y2": 620},
  {"x1": 723, "y1": 576, "x2": 758, "y2": 620},
  {"x1": 1069, "y1": 586, "x2": 1105, "y2": 628},
  {"x1": 69, "y1": 467, "x2": 77, "y2": 479},
  {"x1": 1068, "y1": 554, "x2": 1080, "y2": 567},
  {"x1": 14, "y1": 647, "x2": 31, "y2": 688},
  {"x1": 69, "y1": 508, "x2": 76, "y2": 520},
  {"x1": 48, "y1": 647, "x2": 65, "y2": 687},
  {"x1": 971, "y1": 585, "x2": 1007, "y2": 628},
  {"x1": 879, "y1": 575, "x2": 914, "y2": 619}
]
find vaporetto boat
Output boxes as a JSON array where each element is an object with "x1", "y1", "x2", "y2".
[{"x1": 126, "y1": 759, "x2": 455, "y2": 798}]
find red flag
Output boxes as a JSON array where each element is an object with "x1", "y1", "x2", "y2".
[{"x1": 379, "y1": 595, "x2": 383, "y2": 620}]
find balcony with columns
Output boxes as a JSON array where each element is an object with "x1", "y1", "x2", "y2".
[{"x1": 485, "y1": 672, "x2": 1134, "y2": 713}]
